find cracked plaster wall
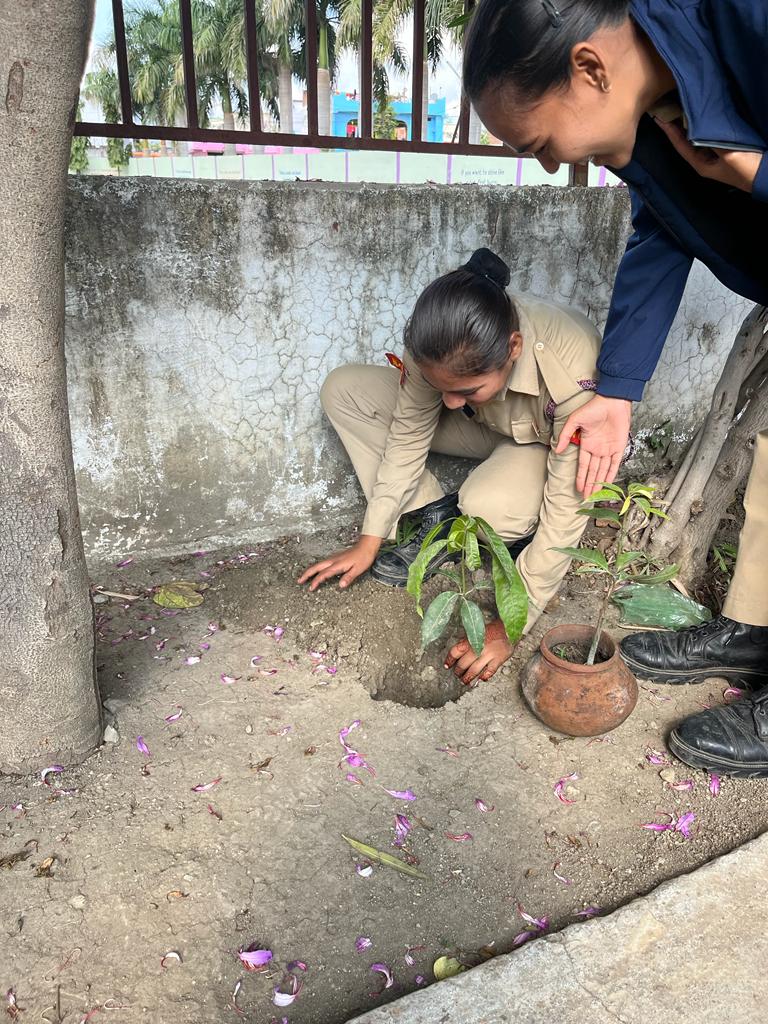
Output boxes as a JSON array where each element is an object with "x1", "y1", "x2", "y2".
[{"x1": 64, "y1": 177, "x2": 751, "y2": 560}]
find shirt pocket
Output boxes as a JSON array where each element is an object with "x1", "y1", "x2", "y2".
[{"x1": 510, "y1": 418, "x2": 550, "y2": 445}]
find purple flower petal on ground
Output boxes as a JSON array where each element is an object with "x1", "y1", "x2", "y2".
[
  {"x1": 355, "y1": 936, "x2": 372, "y2": 953},
  {"x1": 382, "y1": 788, "x2": 416, "y2": 801},
  {"x1": 640, "y1": 821, "x2": 675, "y2": 832},
  {"x1": 474, "y1": 798, "x2": 495, "y2": 812},
  {"x1": 670, "y1": 779, "x2": 695, "y2": 791},
  {"x1": 342, "y1": 753, "x2": 376, "y2": 776},
  {"x1": 184, "y1": 655, "x2": 201, "y2": 666},
  {"x1": 346, "y1": 773, "x2": 363, "y2": 785},
  {"x1": 575, "y1": 906, "x2": 602, "y2": 918},
  {"x1": 436, "y1": 746, "x2": 460, "y2": 757},
  {"x1": 287, "y1": 960, "x2": 308, "y2": 972},
  {"x1": 393, "y1": 814, "x2": 412, "y2": 848},
  {"x1": 191, "y1": 776, "x2": 222, "y2": 792},
  {"x1": 208, "y1": 621, "x2": 220, "y2": 632},
  {"x1": 404, "y1": 944, "x2": 425, "y2": 966},
  {"x1": 645, "y1": 748, "x2": 671, "y2": 766},
  {"x1": 40, "y1": 765, "x2": 64, "y2": 786},
  {"x1": 164, "y1": 707, "x2": 183, "y2": 723},
  {"x1": 199, "y1": 642, "x2": 211, "y2": 651},
  {"x1": 517, "y1": 905, "x2": 548, "y2": 931},
  {"x1": 553, "y1": 772, "x2": 579, "y2": 804},
  {"x1": 259, "y1": 668, "x2": 278, "y2": 676},
  {"x1": 116, "y1": 557, "x2": 133, "y2": 568},
  {"x1": 339, "y1": 720, "x2": 361, "y2": 751},
  {"x1": 220, "y1": 674, "x2": 240, "y2": 685},
  {"x1": 676, "y1": 812, "x2": 696, "y2": 839},
  {"x1": 356, "y1": 862, "x2": 374, "y2": 877},
  {"x1": 553, "y1": 863, "x2": 573, "y2": 885},
  {"x1": 709, "y1": 773, "x2": 721, "y2": 796},
  {"x1": 326, "y1": 666, "x2": 338, "y2": 675},
  {"x1": 445, "y1": 832, "x2": 473, "y2": 842},
  {"x1": 370, "y1": 963, "x2": 394, "y2": 990},
  {"x1": 136, "y1": 737, "x2": 150, "y2": 757},
  {"x1": 238, "y1": 948, "x2": 273, "y2": 970},
  {"x1": 272, "y1": 973, "x2": 302, "y2": 1007},
  {"x1": 273, "y1": 626, "x2": 285, "y2": 640},
  {"x1": 415, "y1": 975, "x2": 426, "y2": 985},
  {"x1": 723, "y1": 686, "x2": 744, "y2": 702},
  {"x1": 512, "y1": 930, "x2": 535, "y2": 946},
  {"x1": 250, "y1": 655, "x2": 263, "y2": 666}
]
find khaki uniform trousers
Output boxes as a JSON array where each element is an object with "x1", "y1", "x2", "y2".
[
  {"x1": 321, "y1": 364, "x2": 549, "y2": 541},
  {"x1": 723, "y1": 430, "x2": 768, "y2": 626}
]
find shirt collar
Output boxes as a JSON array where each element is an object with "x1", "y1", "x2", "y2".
[{"x1": 502, "y1": 298, "x2": 540, "y2": 397}]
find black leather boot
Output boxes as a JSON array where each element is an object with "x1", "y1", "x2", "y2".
[
  {"x1": 371, "y1": 493, "x2": 461, "y2": 587},
  {"x1": 619, "y1": 614, "x2": 768, "y2": 687},
  {"x1": 669, "y1": 684, "x2": 768, "y2": 777}
]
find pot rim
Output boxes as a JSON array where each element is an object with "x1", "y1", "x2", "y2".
[{"x1": 539, "y1": 623, "x2": 618, "y2": 674}]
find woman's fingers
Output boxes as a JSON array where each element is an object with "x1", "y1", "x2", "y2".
[
  {"x1": 445, "y1": 638, "x2": 471, "y2": 668},
  {"x1": 297, "y1": 560, "x2": 332, "y2": 584}
]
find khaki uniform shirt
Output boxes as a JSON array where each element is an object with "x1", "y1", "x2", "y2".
[{"x1": 362, "y1": 292, "x2": 602, "y2": 632}]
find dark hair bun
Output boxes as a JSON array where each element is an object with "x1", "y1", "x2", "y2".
[{"x1": 464, "y1": 247, "x2": 511, "y2": 288}]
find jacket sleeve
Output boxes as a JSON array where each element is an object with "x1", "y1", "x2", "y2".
[
  {"x1": 752, "y1": 153, "x2": 768, "y2": 204},
  {"x1": 596, "y1": 190, "x2": 692, "y2": 401},
  {"x1": 361, "y1": 352, "x2": 443, "y2": 538},
  {"x1": 515, "y1": 387, "x2": 594, "y2": 634}
]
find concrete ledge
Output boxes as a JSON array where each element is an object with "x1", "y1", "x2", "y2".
[{"x1": 349, "y1": 829, "x2": 768, "y2": 1023}]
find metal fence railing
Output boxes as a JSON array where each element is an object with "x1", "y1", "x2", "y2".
[{"x1": 74, "y1": 0, "x2": 588, "y2": 184}]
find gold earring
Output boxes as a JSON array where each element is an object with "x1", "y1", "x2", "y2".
[{"x1": 601, "y1": 80, "x2": 611, "y2": 93}]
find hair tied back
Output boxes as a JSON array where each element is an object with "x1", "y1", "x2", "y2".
[
  {"x1": 540, "y1": 0, "x2": 563, "y2": 27},
  {"x1": 464, "y1": 247, "x2": 512, "y2": 291}
]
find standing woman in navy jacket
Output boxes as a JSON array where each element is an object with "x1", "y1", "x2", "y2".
[{"x1": 463, "y1": 0, "x2": 768, "y2": 776}]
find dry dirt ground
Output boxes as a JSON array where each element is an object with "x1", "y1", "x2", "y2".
[{"x1": 3, "y1": 527, "x2": 768, "y2": 1024}]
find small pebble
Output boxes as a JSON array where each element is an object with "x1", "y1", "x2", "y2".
[{"x1": 103, "y1": 725, "x2": 119, "y2": 744}]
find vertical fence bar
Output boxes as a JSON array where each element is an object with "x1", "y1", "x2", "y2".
[
  {"x1": 179, "y1": 0, "x2": 199, "y2": 130},
  {"x1": 305, "y1": 0, "x2": 319, "y2": 137},
  {"x1": 569, "y1": 163, "x2": 589, "y2": 186},
  {"x1": 111, "y1": 0, "x2": 134, "y2": 127},
  {"x1": 360, "y1": 0, "x2": 374, "y2": 139},
  {"x1": 243, "y1": 0, "x2": 263, "y2": 135},
  {"x1": 411, "y1": 0, "x2": 425, "y2": 142}
]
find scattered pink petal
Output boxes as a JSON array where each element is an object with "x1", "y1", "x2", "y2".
[
  {"x1": 199, "y1": 642, "x2": 211, "y2": 651},
  {"x1": 355, "y1": 936, "x2": 372, "y2": 953},
  {"x1": 404, "y1": 944, "x2": 426, "y2": 967},
  {"x1": 676, "y1": 811, "x2": 696, "y2": 839},
  {"x1": 346, "y1": 773, "x2": 363, "y2": 785},
  {"x1": 517, "y1": 905, "x2": 549, "y2": 931},
  {"x1": 670, "y1": 779, "x2": 694, "y2": 791},
  {"x1": 207, "y1": 804, "x2": 223, "y2": 820},
  {"x1": 274, "y1": 627, "x2": 285, "y2": 640},
  {"x1": 164, "y1": 707, "x2": 183, "y2": 723},
  {"x1": 326, "y1": 665, "x2": 338, "y2": 675},
  {"x1": 40, "y1": 765, "x2": 64, "y2": 786},
  {"x1": 259, "y1": 668, "x2": 279, "y2": 676},
  {"x1": 640, "y1": 821, "x2": 675, "y2": 832},
  {"x1": 370, "y1": 963, "x2": 394, "y2": 991},
  {"x1": 436, "y1": 746, "x2": 460, "y2": 757},
  {"x1": 238, "y1": 948, "x2": 273, "y2": 970},
  {"x1": 382, "y1": 788, "x2": 416, "y2": 801},
  {"x1": 272, "y1": 977, "x2": 301, "y2": 1007},
  {"x1": 445, "y1": 831, "x2": 473, "y2": 842},
  {"x1": 553, "y1": 772, "x2": 580, "y2": 804},
  {"x1": 136, "y1": 737, "x2": 150, "y2": 757},
  {"x1": 339, "y1": 720, "x2": 362, "y2": 752},
  {"x1": 575, "y1": 906, "x2": 602, "y2": 918},
  {"x1": 310, "y1": 650, "x2": 325, "y2": 659},
  {"x1": 709, "y1": 773, "x2": 721, "y2": 797},
  {"x1": 287, "y1": 960, "x2": 308, "y2": 973},
  {"x1": 474, "y1": 798, "x2": 495, "y2": 812},
  {"x1": 356, "y1": 862, "x2": 374, "y2": 877},
  {"x1": 645, "y1": 748, "x2": 671, "y2": 766},
  {"x1": 393, "y1": 813, "x2": 412, "y2": 848},
  {"x1": 512, "y1": 930, "x2": 536, "y2": 946},
  {"x1": 553, "y1": 862, "x2": 573, "y2": 885},
  {"x1": 250, "y1": 655, "x2": 263, "y2": 666},
  {"x1": 723, "y1": 686, "x2": 744, "y2": 702},
  {"x1": 341, "y1": 753, "x2": 376, "y2": 776},
  {"x1": 207, "y1": 621, "x2": 220, "y2": 632},
  {"x1": 415, "y1": 975, "x2": 426, "y2": 985},
  {"x1": 155, "y1": 638, "x2": 168, "y2": 651},
  {"x1": 191, "y1": 777, "x2": 222, "y2": 793},
  {"x1": 116, "y1": 557, "x2": 133, "y2": 568},
  {"x1": 220, "y1": 674, "x2": 240, "y2": 685},
  {"x1": 160, "y1": 950, "x2": 182, "y2": 968},
  {"x1": 184, "y1": 655, "x2": 201, "y2": 666}
]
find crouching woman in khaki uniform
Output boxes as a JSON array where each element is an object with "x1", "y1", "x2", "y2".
[{"x1": 300, "y1": 248, "x2": 601, "y2": 684}]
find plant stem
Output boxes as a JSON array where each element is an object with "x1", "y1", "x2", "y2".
[{"x1": 588, "y1": 517, "x2": 628, "y2": 666}]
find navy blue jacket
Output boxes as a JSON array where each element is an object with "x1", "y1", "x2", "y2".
[{"x1": 598, "y1": 0, "x2": 768, "y2": 401}]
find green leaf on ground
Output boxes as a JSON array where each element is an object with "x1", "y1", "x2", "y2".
[
  {"x1": 433, "y1": 956, "x2": 467, "y2": 980},
  {"x1": 153, "y1": 582, "x2": 205, "y2": 608},
  {"x1": 341, "y1": 835, "x2": 429, "y2": 879}
]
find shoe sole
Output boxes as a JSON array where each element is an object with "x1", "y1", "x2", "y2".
[
  {"x1": 668, "y1": 730, "x2": 768, "y2": 777},
  {"x1": 370, "y1": 551, "x2": 457, "y2": 589},
  {"x1": 620, "y1": 652, "x2": 768, "y2": 688}
]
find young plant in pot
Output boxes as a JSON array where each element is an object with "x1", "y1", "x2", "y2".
[
  {"x1": 521, "y1": 482, "x2": 676, "y2": 737},
  {"x1": 407, "y1": 514, "x2": 529, "y2": 670}
]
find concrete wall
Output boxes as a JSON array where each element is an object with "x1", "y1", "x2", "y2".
[{"x1": 64, "y1": 177, "x2": 750, "y2": 561}]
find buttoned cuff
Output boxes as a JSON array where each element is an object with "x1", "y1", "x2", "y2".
[{"x1": 596, "y1": 373, "x2": 645, "y2": 402}]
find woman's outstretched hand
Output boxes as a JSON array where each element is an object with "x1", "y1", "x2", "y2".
[
  {"x1": 444, "y1": 618, "x2": 515, "y2": 685},
  {"x1": 554, "y1": 394, "x2": 632, "y2": 498},
  {"x1": 298, "y1": 534, "x2": 383, "y2": 591},
  {"x1": 654, "y1": 118, "x2": 763, "y2": 194}
]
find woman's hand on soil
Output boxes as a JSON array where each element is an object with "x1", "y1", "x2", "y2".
[
  {"x1": 654, "y1": 118, "x2": 763, "y2": 193},
  {"x1": 444, "y1": 618, "x2": 514, "y2": 685},
  {"x1": 297, "y1": 535, "x2": 382, "y2": 591},
  {"x1": 554, "y1": 394, "x2": 632, "y2": 498}
]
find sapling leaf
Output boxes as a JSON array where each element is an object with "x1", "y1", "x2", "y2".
[
  {"x1": 465, "y1": 531, "x2": 482, "y2": 571},
  {"x1": 473, "y1": 517, "x2": 516, "y2": 585},
  {"x1": 421, "y1": 591, "x2": 459, "y2": 650},
  {"x1": 630, "y1": 564, "x2": 680, "y2": 585},
  {"x1": 492, "y1": 556, "x2": 528, "y2": 644},
  {"x1": 588, "y1": 483, "x2": 624, "y2": 499},
  {"x1": 627, "y1": 483, "x2": 656, "y2": 496},
  {"x1": 407, "y1": 538, "x2": 449, "y2": 616},
  {"x1": 554, "y1": 547, "x2": 609, "y2": 570},
  {"x1": 583, "y1": 488, "x2": 624, "y2": 503},
  {"x1": 461, "y1": 598, "x2": 486, "y2": 656},
  {"x1": 576, "y1": 507, "x2": 622, "y2": 523},
  {"x1": 616, "y1": 550, "x2": 646, "y2": 571}
]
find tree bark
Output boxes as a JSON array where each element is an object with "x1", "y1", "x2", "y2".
[
  {"x1": 0, "y1": 0, "x2": 102, "y2": 773},
  {"x1": 421, "y1": 61, "x2": 429, "y2": 141},
  {"x1": 278, "y1": 60, "x2": 293, "y2": 135},
  {"x1": 317, "y1": 67, "x2": 331, "y2": 137}
]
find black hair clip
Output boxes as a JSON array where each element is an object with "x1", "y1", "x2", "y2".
[{"x1": 541, "y1": 0, "x2": 563, "y2": 27}]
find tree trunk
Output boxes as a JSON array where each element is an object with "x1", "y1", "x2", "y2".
[
  {"x1": 468, "y1": 105, "x2": 482, "y2": 145},
  {"x1": 278, "y1": 60, "x2": 294, "y2": 135},
  {"x1": 221, "y1": 91, "x2": 236, "y2": 155},
  {"x1": 421, "y1": 61, "x2": 429, "y2": 141},
  {"x1": 317, "y1": 67, "x2": 331, "y2": 137},
  {"x1": 0, "y1": 0, "x2": 102, "y2": 773}
]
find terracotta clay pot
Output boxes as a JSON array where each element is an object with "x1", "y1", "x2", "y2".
[{"x1": 521, "y1": 624, "x2": 638, "y2": 737}]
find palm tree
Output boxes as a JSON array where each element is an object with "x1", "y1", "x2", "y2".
[
  {"x1": 263, "y1": 0, "x2": 304, "y2": 133},
  {"x1": 337, "y1": 0, "x2": 408, "y2": 132},
  {"x1": 269, "y1": 0, "x2": 339, "y2": 136}
]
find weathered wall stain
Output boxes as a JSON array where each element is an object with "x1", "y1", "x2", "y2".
[{"x1": 64, "y1": 177, "x2": 751, "y2": 561}]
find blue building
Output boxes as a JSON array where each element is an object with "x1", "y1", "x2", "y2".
[{"x1": 331, "y1": 93, "x2": 446, "y2": 143}]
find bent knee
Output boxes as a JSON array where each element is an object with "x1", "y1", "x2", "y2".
[
  {"x1": 458, "y1": 483, "x2": 539, "y2": 541},
  {"x1": 320, "y1": 365, "x2": 358, "y2": 414}
]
